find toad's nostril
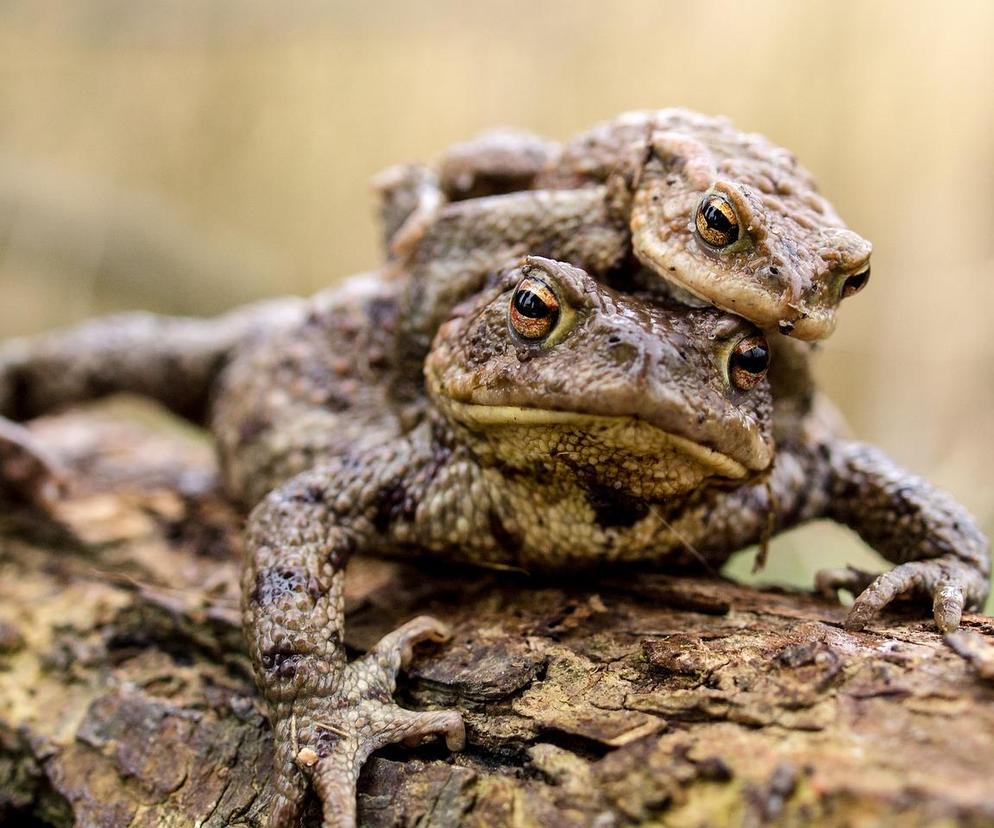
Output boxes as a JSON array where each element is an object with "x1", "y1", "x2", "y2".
[{"x1": 606, "y1": 340, "x2": 639, "y2": 366}]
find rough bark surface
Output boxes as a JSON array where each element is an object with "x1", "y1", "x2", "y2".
[{"x1": 1, "y1": 407, "x2": 993, "y2": 828}]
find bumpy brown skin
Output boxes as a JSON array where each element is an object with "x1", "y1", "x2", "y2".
[
  {"x1": 375, "y1": 111, "x2": 868, "y2": 483},
  {"x1": 389, "y1": 186, "x2": 630, "y2": 384},
  {"x1": 233, "y1": 258, "x2": 776, "y2": 826},
  {"x1": 386, "y1": 109, "x2": 872, "y2": 348},
  {"x1": 0, "y1": 258, "x2": 988, "y2": 826},
  {"x1": 0, "y1": 297, "x2": 304, "y2": 505},
  {"x1": 469, "y1": 117, "x2": 975, "y2": 624},
  {"x1": 436, "y1": 128, "x2": 560, "y2": 201},
  {"x1": 210, "y1": 276, "x2": 421, "y2": 510},
  {"x1": 233, "y1": 258, "x2": 986, "y2": 826}
]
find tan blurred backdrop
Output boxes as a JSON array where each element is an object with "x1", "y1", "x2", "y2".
[{"x1": 1, "y1": 0, "x2": 992, "y2": 607}]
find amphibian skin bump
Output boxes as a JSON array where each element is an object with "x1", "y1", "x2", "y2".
[{"x1": 0, "y1": 109, "x2": 987, "y2": 828}]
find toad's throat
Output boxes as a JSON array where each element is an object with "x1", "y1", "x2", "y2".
[{"x1": 444, "y1": 401, "x2": 749, "y2": 480}]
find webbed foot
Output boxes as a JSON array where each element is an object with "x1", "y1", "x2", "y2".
[
  {"x1": 263, "y1": 615, "x2": 465, "y2": 828},
  {"x1": 816, "y1": 559, "x2": 988, "y2": 633},
  {"x1": 0, "y1": 418, "x2": 65, "y2": 507}
]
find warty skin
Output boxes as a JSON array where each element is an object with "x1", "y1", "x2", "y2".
[
  {"x1": 0, "y1": 256, "x2": 987, "y2": 826},
  {"x1": 381, "y1": 107, "x2": 872, "y2": 357}
]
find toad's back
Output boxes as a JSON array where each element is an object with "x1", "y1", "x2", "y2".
[{"x1": 211, "y1": 275, "x2": 414, "y2": 509}]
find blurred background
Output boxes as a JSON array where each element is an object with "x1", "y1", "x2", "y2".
[{"x1": 2, "y1": 0, "x2": 992, "y2": 609}]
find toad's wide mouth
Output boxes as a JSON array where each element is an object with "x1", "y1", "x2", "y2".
[{"x1": 444, "y1": 401, "x2": 755, "y2": 480}]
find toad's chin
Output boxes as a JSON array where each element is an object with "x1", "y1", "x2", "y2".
[{"x1": 440, "y1": 401, "x2": 757, "y2": 498}]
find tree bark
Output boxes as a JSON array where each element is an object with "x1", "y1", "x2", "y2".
[{"x1": 1, "y1": 406, "x2": 993, "y2": 827}]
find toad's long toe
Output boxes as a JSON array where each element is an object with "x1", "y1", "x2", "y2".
[
  {"x1": 362, "y1": 614, "x2": 454, "y2": 675},
  {"x1": 262, "y1": 615, "x2": 465, "y2": 828},
  {"x1": 814, "y1": 566, "x2": 877, "y2": 602},
  {"x1": 830, "y1": 558, "x2": 988, "y2": 634}
]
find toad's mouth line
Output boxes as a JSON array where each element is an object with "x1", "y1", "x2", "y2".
[
  {"x1": 678, "y1": 272, "x2": 837, "y2": 341},
  {"x1": 631, "y1": 239, "x2": 837, "y2": 341},
  {"x1": 445, "y1": 401, "x2": 752, "y2": 480}
]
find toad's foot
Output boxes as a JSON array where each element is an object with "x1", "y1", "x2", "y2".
[
  {"x1": 816, "y1": 559, "x2": 989, "y2": 633},
  {"x1": 264, "y1": 615, "x2": 465, "y2": 828},
  {"x1": 0, "y1": 418, "x2": 65, "y2": 507}
]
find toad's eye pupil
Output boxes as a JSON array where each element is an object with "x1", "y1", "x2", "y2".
[
  {"x1": 736, "y1": 345, "x2": 769, "y2": 373},
  {"x1": 703, "y1": 202, "x2": 735, "y2": 234},
  {"x1": 729, "y1": 334, "x2": 770, "y2": 390},
  {"x1": 509, "y1": 276, "x2": 560, "y2": 340},
  {"x1": 513, "y1": 289, "x2": 550, "y2": 319},
  {"x1": 696, "y1": 194, "x2": 740, "y2": 248}
]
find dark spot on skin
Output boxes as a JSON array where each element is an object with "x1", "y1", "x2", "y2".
[
  {"x1": 607, "y1": 341, "x2": 639, "y2": 366},
  {"x1": 291, "y1": 484, "x2": 326, "y2": 505},
  {"x1": 372, "y1": 478, "x2": 417, "y2": 534},
  {"x1": 586, "y1": 484, "x2": 650, "y2": 529},
  {"x1": 252, "y1": 566, "x2": 322, "y2": 606},
  {"x1": 327, "y1": 537, "x2": 354, "y2": 569},
  {"x1": 312, "y1": 727, "x2": 344, "y2": 757},
  {"x1": 488, "y1": 510, "x2": 522, "y2": 556},
  {"x1": 321, "y1": 389, "x2": 353, "y2": 412},
  {"x1": 367, "y1": 347, "x2": 390, "y2": 369},
  {"x1": 260, "y1": 645, "x2": 303, "y2": 679}
]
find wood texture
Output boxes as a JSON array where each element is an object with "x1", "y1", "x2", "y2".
[{"x1": 1, "y1": 408, "x2": 993, "y2": 827}]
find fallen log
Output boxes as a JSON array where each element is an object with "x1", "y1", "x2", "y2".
[{"x1": 1, "y1": 407, "x2": 992, "y2": 827}]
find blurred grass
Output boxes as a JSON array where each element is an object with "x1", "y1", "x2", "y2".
[{"x1": 1, "y1": 0, "x2": 992, "y2": 612}]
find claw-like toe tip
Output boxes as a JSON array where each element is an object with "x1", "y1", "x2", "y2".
[
  {"x1": 843, "y1": 608, "x2": 870, "y2": 631},
  {"x1": 933, "y1": 584, "x2": 964, "y2": 634},
  {"x1": 446, "y1": 720, "x2": 467, "y2": 752},
  {"x1": 934, "y1": 609, "x2": 962, "y2": 634}
]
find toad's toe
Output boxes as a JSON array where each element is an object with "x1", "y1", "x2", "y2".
[
  {"x1": 260, "y1": 615, "x2": 464, "y2": 828},
  {"x1": 814, "y1": 566, "x2": 877, "y2": 601},
  {"x1": 841, "y1": 558, "x2": 987, "y2": 633}
]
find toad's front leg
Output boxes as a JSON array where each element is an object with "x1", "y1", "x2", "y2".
[
  {"x1": 816, "y1": 441, "x2": 990, "y2": 632},
  {"x1": 243, "y1": 467, "x2": 464, "y2": 828}
]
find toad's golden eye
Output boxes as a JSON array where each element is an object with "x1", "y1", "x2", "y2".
[
  {"x1": 729, "y1": 334, "x2": 770, "y2": 390},
  {"x1": 695, "y1": 193, "x2": 740, "y2": 248},
  {"x1": 509, "y1": 276, "x2": 559, "y2": 340},
  {"x1": 841, "y1": 266, "x2": 870, "y2": 299}
]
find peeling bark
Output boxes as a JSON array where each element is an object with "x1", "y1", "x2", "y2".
[{"x1": 1, "y1": 408, "x2": 993, "y2": 827}]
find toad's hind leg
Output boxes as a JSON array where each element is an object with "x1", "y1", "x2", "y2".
[
  {"x1": 0, "y1": 298, "x2": 303, "y2": 503},
  {"x1": 244, "y1": 467, "x2": 464, "y2": 828}
]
